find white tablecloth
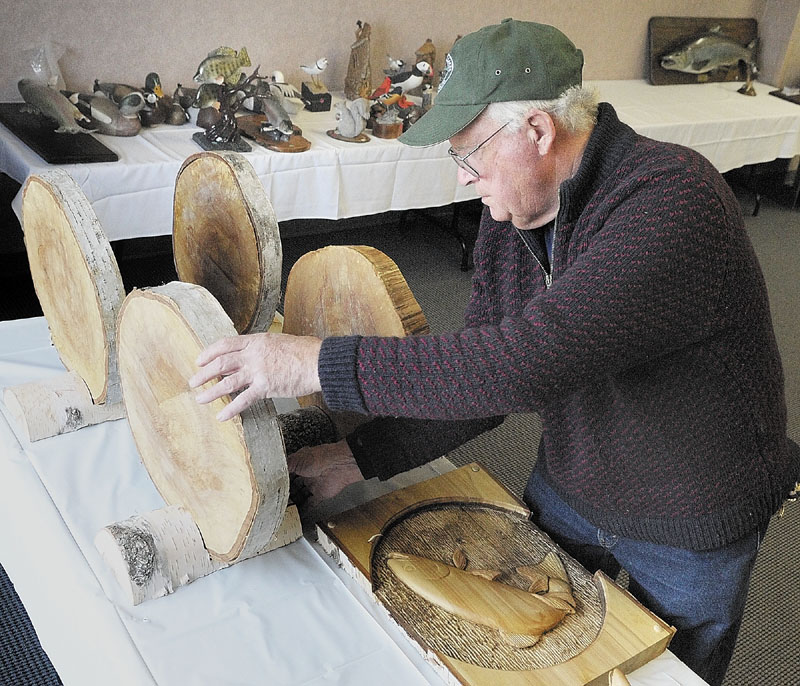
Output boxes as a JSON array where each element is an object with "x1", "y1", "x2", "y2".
[
  {"x1": 0, "y1": 316, "x2": 709, "y2": 685},
  {"x1": 3, "y1": 80, "x2": 800, "y2": 243},
  {"x1": 589, "y1": 80, "x2": 800, "y2": 173},
  {"x1": 0, "y1": 95, "x2": 477, "y2": 242}
]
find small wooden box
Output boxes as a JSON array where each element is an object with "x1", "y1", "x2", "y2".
[
  {"x1": 318, "y1": 463, "x2": 675, "y2": 686},
  {"x1": 301, "y1": 82, "x2": 331, "y2": 112}
]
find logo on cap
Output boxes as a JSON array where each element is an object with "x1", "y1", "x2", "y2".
[{"x1": 439, "y1": 53, "x2": 454, "y2": 92}]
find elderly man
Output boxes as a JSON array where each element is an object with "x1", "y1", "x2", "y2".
[{"x1": 190, "y1": 19, "x2": 799, "y2": 686}]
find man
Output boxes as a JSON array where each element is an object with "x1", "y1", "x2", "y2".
[{"x1": 190, "y1": 19, "x2": 799, "y2": 685}]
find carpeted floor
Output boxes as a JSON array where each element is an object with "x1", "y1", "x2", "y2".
[{"x1": 0, "y1": 178, "x2": 797, "y2": 684}]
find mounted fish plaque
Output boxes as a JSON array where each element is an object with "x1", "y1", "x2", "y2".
[
  {"x1": 318, "y1": 464, "x2": 675, "y2": 685},
  {"x1": 648, "y1": 17, "x2": 758, "y2": 93}
]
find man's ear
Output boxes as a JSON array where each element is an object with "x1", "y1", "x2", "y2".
[{"x1": 524, "y1": 109, "x2": 556, "y2": 156}]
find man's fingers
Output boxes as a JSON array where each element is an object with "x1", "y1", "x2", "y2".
[
  {"x1": 194, "y1": 370, "x2": 248, "y2": 405},
  {"x1": 216, "y1": 386, "x2": 260, "y2": 421},
  {"x1": 194, "y1": 336, "x2": 249, "y2": 368}
]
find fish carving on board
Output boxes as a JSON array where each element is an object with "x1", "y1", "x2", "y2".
[
  {"x1": 194, "y1": 47, "x2": 251, "y2": 85},
  {"x1": 386, "y1": 549, "x2": 576, "y2": 648},
  {"x1": 660, "y1": 25, "x2": 758, "y2": 95}
]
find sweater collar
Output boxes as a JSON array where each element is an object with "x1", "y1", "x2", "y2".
[{"x1": 557, "y1": 102, "x2": 637, "y2": 223}]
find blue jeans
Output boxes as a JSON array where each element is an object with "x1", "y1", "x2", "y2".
[{"x1": 524, "y1": 471, "x2": 766, "y2": 686}]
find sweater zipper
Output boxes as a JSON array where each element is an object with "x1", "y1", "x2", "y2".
[{"x1": 515, "y1": 218, "x2": 557, "y2": 290}]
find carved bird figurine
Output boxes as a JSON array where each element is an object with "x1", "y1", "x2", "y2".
[
  {"x1": 93, "y1": 79, "x2": 139, "y2": 103},
  {"x1": 63, "y1": 90, "x2": 144, "y2": 136},
  {"x1": 370, "y1": 61, "x2": 432, "y2": 101},
  {"x1": 300, "y1": 57, "x2": 328, "y2": 90},
  {"x1": 384, "y1": 55, "x2": 405, "y2": 75},
  {"x1": 268, "y1": 71, "x2": 304, "y2": 113}
]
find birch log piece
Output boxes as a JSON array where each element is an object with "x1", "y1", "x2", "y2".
[
  {"x1": 95, "y1": 503, "x2": 301, "y2": 605},
  {"x1": 173, "y1": 151, "x2": 282, "y2": 334},
  {"x1": 282, "y1": 245, "x2": 429, "y2": 437},
  {"x1": 3, "y1": 171, "x2": 125, "y2": 441},
  {"x1": 116, "y1": 282, "x2": 293, "y2": 563}
]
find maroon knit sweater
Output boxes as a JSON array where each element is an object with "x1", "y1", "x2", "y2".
[{"x1": 319, "y1": 103, "x2": 800, "y2": 550}]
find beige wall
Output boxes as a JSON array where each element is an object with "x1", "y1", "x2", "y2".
[{"x1": 2, "y1": 0, "x2": 790, "y2": 102}]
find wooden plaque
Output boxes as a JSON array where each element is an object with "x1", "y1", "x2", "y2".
[
  {"x1": 21, "y1": 170, "x2": 125, "y2": 404},
  {"x1": 282, "y1": 245, "x2": 429, "y2": 436},
  {"x1": 117, "y1": 282, "x2": 290, "y2": 563},
  {"x1": 318, "y1": 464, "x2": 675, "y2": 686},
  {"x1": 237, "y1": 114, "x2": 311, "y2": 152},
  {"x1": 173, "y1": 151, "x2": 282, "y2": 334},
  {"x1": 648, "y1": 17, "x2": 758, "y2": 86},
  {"x1": 0, "y1": 102, "x2": 119, "y2": 164}
]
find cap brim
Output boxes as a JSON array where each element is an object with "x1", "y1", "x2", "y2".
[{"x1": 398, "y1": 103, "x2": 486, "y2": 147}]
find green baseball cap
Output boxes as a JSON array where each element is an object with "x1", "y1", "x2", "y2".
[{"x1": 399, "y1": 18, "x2": 584, "y2": 147}]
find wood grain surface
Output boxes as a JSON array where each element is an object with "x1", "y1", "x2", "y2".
[
  {"x1": 173, "y1": 151, "x2": 282, "y2": 334},
  {"x1": 319, "y1": 464, "x2": 675, "y2": 685},
  {"x1": 22, "y1": 171, "x2": 125, "y2": 404},
  {"x1": 282, "y1": 244, "x2": 429, "y2": 437},
  {"x1": 117, "y1": 282, "x2": 289, "y2": 562}
]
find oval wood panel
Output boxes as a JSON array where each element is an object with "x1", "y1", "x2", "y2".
[
  {"x1": 22, "y1": 171, "x2": 125, "y2": 404},
  {"x1": 173, "y1": 151, "x2": 281, "y2": 334},
  {"x1": 282, "y1": 245, "x2": 429, "y2": 436},
  {"x1": 117, "y1": 282, "x2": 289, "y2": 562}
]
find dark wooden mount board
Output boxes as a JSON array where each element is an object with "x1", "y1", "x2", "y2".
[
  {"x1": 0, "y1": 102, "x2": 118, "y2": 163},
  {"x1": 648, "y1": 17, "x2": 758, "y2": 86}
]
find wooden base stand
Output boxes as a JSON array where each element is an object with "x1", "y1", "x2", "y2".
[
  {"x1": 96, "y1": 503, "x2": 301, "y2": 605},
  {"x1": 3, "y1": 371, "x2": 124, "y2": 442},
  {"x1": 318, "y1": 463, "x2": 674, "y2": 686}
]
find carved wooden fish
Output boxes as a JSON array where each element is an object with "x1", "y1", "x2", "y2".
[
  {"x1": 18, "y1": 79, "x2": 94, "y2": 134},
  {"x1": 194, "y1": 47, "x2": 251, "y2": 85},
  {"x1": 386, "y1": 550, "x2": 575, "y2": 647}
]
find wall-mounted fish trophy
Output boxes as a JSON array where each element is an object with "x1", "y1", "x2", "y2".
[
  {"x1": 660, "y1": 25, "x2": 758, "y2": 95},
  {"x1": 649, "y1": 17, "x2": 759, "y2": 95}
]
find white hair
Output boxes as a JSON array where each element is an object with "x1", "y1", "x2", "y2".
[{"x1": 484, "y1": 85, "x2": 599, "y2": 135}]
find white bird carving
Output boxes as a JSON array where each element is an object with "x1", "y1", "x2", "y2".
[
  {"x1": 385, "y1": 55, "x2": 405, "y2": 74},
  {"x1": 300, "y1": 57, "x2": 328, "y2": 89}
]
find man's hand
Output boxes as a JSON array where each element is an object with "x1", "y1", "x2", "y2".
[
  {"x1": 189, "y1": 332, "x2": 323, "y2": 421},
  {"x1": 288, "y1": 439, "x2": 364, "y2": 509}
]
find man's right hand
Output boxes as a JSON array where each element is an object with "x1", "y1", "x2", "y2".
[{"x1": 287, "y1": 439, "x2": 365, "y2": 509}]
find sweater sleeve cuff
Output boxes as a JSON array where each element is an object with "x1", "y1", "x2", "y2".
[{"x1": 318, "y1": 335, "x2": 368, "y2": 413}]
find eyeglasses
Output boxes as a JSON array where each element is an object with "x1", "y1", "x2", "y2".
[{"x1": 448, "y1": 122, "x2": 509, "y2": 178}]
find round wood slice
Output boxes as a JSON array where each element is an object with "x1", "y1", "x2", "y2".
[
  {"x1": 173, "y1": 151, "x2": 282, "y2": 334},
  {"x1": 22, "y1": 171, "x2": 125, "y2": 405},
  {"x1": 117, "y1": 282, "x2": 289, "y2": 562},
  {"x1": 282, "y1": 245, "x2": 429, "y2": 436}
]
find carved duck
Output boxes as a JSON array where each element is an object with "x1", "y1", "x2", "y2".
[
  {"x1": 139, "y1": 72, "x2": 167, "y2": 126},
  {"x1": 63, "y1": 90, "x2": 144, "y2": 136}
]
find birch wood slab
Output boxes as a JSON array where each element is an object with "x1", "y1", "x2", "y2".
[
  {"x1": 318, "y1": 464, "x2": 675, "y2": 686},
  {"x1": 173, "y1": 151, "x2": 282, "y2": 334},
  {"x1": 3, "y1": 171, "x2": 126, "y2": 441},
  {"x1": 282, "y1": 245, "x2": 429, "y2": 437},
  {"x1": 21, "y1": 170, "x2": 125, "y2": 405},
  {"x1": 116, "y1": 281, "x2": 291, "y2": 563}
]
